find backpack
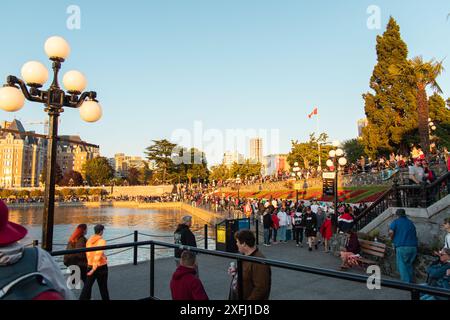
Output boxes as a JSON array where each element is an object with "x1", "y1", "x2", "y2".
[{"x1": 0, "y1": 247, "x2": 59, "y2": 300}]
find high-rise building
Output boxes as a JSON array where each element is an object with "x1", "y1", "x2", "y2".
[
  {"x1": 0, "y1": 120, "x2": 46, "y2": 187},
  {"x1": 249, "y1": 138, "x2": 263, "y2": 164},
  {"x1": 223, "y1": 151, "x2": 244, "y2": 167},
  {"x1": 358, "y1": 118, "x2": 368, "y2": 137}
]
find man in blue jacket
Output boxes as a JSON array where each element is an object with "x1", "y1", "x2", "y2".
[
  {"x1": 389, "y1": 209, "x2": 418, "y2": 283},
  {"x1": 420, "y1": 248, "x2": 450, "y2": 300}
]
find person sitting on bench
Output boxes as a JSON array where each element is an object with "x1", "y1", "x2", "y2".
[{"x1": 339, "y1": 229, "x2": 361, "y2": 271}]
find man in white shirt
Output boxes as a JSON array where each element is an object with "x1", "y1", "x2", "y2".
[{"x1": 408, "y1": 160, "x2": 424, "y2": 185}]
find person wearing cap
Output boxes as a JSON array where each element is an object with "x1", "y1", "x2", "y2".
[
  {"x1": 174, "y1": 216, "x2": 197, "y2": 266},
  {"x1": 79, "y1": 224, "x2": 110, "y2": 300},
  {"x1": 389, "y1": 209, "x2": 418, "y2": 283},
  {"x1": 420, "y1": 248, "x2": 450, "y2": 300},
  {"x1": 0, "y1": 200, "x2": 74, "y2": 300}
]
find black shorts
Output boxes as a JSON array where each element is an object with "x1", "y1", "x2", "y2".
[{"x1": 305, "y1": 229, "x2": 317, "y2": 237}]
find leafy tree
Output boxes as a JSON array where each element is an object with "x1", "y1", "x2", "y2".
[
  {"x1": 287, "y1": 133, "x2": 332, "y2": 169},
  {"x1": 390, "y1": 56, "x2": 444, "y2": 156},
  {"x1": 171, "y1": 147, "x2": 209, "y2": 184},
  {"x1": 17, "y1": 190, "x2": 30, "y2": 198},
  {"x1": 40, "y1": 161, "x2": 63, "y2": 186},
  {"x1": 145, "y1": 140, "x2": 177, "y2": 184},
  {"x1": 362, "y1": 17, "x2": 417, "y2": 157},
  {"x1": 138, "y1": 163, "x2": 152, "y2": 185},
  {"x1": 82, "y1": 157, "x2": 114, "y2": 186},
  {"x1": 210, "y1": 164, "x2": 230, "y2": 182},
  {"x1": 60, "y1": 170, "x2": 83, "y2": 187},
  {"x1": 30, "y1": 189, "x2": 43, "y2": 198},
  {"x1": 342, "y1": 139, "x2": 366, "y2": 164},
  {"x1": 61, "y1": 188, "x2": 75, "y2": 199},
  {"x1": 229, "y1": 160, "x2": 262, "y2": 179},
  {"x1": 429, "y1": 93, "x2": 450, "y2": 149},
  {"x1": 126, "y1": 167, "x2": 140, "y2": 185}
]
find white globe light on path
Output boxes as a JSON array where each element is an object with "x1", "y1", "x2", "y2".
[
  {"x1": 326, "y1": 160, "x2": 334, "y2": 168},
  {"x1": 336, "y1": 149, "x2": 344, "y2": 157},
  {"x1": 329, "y1": 150, "x2": 336, "y2": 158},
  {"x1": 432, "y1": 126, "x2": 437, "y2": 131},
  {"x1": 63, "y1": 70, "x2": 87, "y2": 93},
  {"x1": 0, "y1": 86, "x2": 25, "y2": 112},
  {"x1": 339, "y1": 157, "x2": 348, "y2": 166},
  {"x1": 21, "y1": 61, "x2": 49, "y2": 86},
  {"x1": 79, "y1": 100, "x2": 102, "y2": 122},
  {"x1": 44, "y1": 36, "x2": 71, "y2": 60}
]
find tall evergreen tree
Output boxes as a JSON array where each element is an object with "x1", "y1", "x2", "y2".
[{"x1": 362, "y1": 17, "x2": 417, "y2": 157}]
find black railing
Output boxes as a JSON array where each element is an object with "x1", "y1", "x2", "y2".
[
  {"x1": 355, "y1": 171, "x2": 450, "y2": 230},
  {"x1": 50, "y1": 239, "x2": 450, "y2": 300}
]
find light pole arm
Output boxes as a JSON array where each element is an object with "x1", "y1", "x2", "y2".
[
  {"x1": 6, "y1": 75, "x2": 45, "y2": 103},
  {"x1": 64, "y1": 91, "x2": 97, "y2": 109}
]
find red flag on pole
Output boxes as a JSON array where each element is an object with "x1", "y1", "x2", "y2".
[{"x1": 308, "y1": 107, "x2": 318, "y2": 119}]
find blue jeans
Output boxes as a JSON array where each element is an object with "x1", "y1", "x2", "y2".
[
  {"x1": 396, "y1": 247, "x2": 417, "y2": 283},
  {"x1": 279, "y1": 226, "x2": 287, "y2": 242},
  {"x1": 263, "y1": 228, "x2": 271, "y2": 245}
]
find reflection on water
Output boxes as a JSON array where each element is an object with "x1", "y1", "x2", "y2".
[{"x1": 9, "y1": 206, "x2": 217, "y2": 266}]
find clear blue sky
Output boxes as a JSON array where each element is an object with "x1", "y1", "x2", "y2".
[{"x1": 0, "y1": 1, "x2": 449, "y2": 165}]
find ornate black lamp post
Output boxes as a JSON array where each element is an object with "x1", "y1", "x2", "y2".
[
  {"x1": 291, "y1": 162, "x2": 301, "y2": 202},
  {"x1": 326, "y1": 141, "x2": 347, "y2": 215},
  {"x1": 0, "y1": 36, "x2": 102, "y2": 251},
  {"x1": 236, "y1": 174, "x2": 242, "y2": 199}
]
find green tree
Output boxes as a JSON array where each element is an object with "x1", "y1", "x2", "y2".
[
  {"x1": 390, "y1": 56, "x2": 444, "y2": 156},
  {"x1": 210, "y1": 164, "x2": 230, "y2": 182},
  {"x1": 60, "y1": 170, "x2": 83, "y2": 187},
  {"x1": 429, "y1": 93, "x2": 450, "y2": 149},
  {"x1": 229, "y1": 160, "x2": 262, "y2": 179},
  {"x1": 126, "y1": 167, "x2": 140, "y2": 185},
  {"x1": 171, "y1": 147, "x2": 209, "y2": 184},
  {"x1": 362, "y1": 17, "x2": 417, "y2": 157},
  {"x1": 287, "y1": 133, "x2": 332, "y2": 169},
  {"x1": 145, "y1": 140, "x2": 177, "y2": 184},
  {"x1": 82, "y1": 157, "x2": 114, "y2": 186},
  {"x1": 40, "y1": 162, "x2": 63, "y2": 186},
  {"x1": 138, "y1": 163, "x2": 152, "y2": 185},
  {"x1": 342, "y1": 139, "x2": 366, "y2": 164}
]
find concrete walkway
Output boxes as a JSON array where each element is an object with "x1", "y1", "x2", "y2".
[{"x1": 71, "y1": 240, "x2": 410, "y2": 300}]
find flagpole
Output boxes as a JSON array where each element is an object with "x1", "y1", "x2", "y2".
[{"x1": 317, "y1": 108, "x2": 321, "y2": 170}]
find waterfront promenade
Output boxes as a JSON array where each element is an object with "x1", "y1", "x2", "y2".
[{"x1": 71, "y1": 240, "x2": 409, "y2": 300}]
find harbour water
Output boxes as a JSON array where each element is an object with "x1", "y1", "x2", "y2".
[{"x1": 8, "y1": 206, "x2": 217, "y2": 266}]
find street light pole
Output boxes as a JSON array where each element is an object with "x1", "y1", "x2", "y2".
[
  {"x1": 326, "y1": 143, "x2": 347, "y2": 216},
  {"x1": 0, "y1": 36, "x2": 103, "y2": 252}
]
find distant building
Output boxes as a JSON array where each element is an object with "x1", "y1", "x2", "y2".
[
  {"x1": 114, "y1": 153, "x2": 149, "y2": 178},
  {"x1": 0, "y1": 120, "x2": 100, "y2": 187},
  {"x1": 223, "y1": 151, "x2": 244, "y2": 167},
  {"x1": 263, "y1": 154, "x2": 290, "y2": 177},
  {"x1": 358, "y1": 118, "x2": 368, "y2": 137},
  {"x1": 0, "y1": 120, "x2": 46, "y2": 188},
  {"x1": 249, "y1": 138, "x2": 263, "y2": 164},
  {"x1": 57, "y1": 136, "x2": 100, "y2": 177}
]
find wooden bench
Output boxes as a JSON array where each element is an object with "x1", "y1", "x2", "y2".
[{"x1": 357, "y1": 240, "x2": 387, "y2": 267}]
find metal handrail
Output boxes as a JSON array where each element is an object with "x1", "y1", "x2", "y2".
[{"x1": 51, "y1": 239, "x2": 450, "y2": 300}]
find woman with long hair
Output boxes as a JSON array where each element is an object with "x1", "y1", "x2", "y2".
[{"x1": 64, "y1": 224, "x2": 88, "y2": 284}]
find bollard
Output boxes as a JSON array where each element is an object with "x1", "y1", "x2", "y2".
[
  {"x1": 204, "y1": 224, "x2": 208, "y2": 250},
  {"x1": 255, "y1": 220, "x2": 259, "y2": 246},
  {"x1": 133, "y1": 231, "x2": 138, "y2": 266},
  {"x1": 150, "y1": 243, "x2": 155, "y2": 298},
  {"x1": 32, "y1": 240, "x2": 39, "y2": 247}
]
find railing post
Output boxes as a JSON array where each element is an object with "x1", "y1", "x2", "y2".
[
  {"x1": 133, "y1": 231, "x2": 138, "y2": 266},
  {"x1": 411, "y1": 289, "x2": 420, "y2": 300},
  {"x1": 255, "y1": 219, "x2": 259, "y2": 246},
  {"x1": 150, "y1": 243, "x2": 155, "y2": 299},
  {"x1": 237, "y1": 258, "x2": 243, "y2": 300},
  {"x1": 204, "y1": 224, "x2": 208, "y2": 250}
]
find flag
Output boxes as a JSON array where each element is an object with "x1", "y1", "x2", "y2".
[{"x1": 308, "y1": 107, "x2": 318, "y2": 119}]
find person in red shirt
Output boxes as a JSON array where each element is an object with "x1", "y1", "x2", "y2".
[
  {"x1": 320, "y1": 214, "x2": 333, "y2": 253},
  {"x1": 170, "y1": 251, "x2": 208, "y2": 300}
]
